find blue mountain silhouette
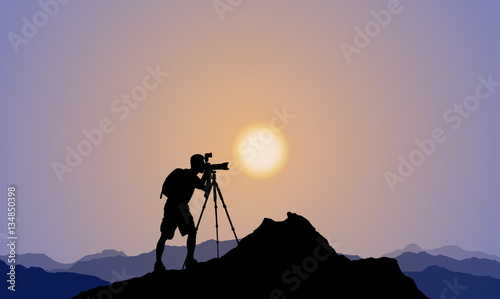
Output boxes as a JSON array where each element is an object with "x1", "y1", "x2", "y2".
[
  {"x1": 0, "y1": 253, "x2": 72, "y2": 270},
  {"x1": 52, "y1": 239, "x2": 237, "y2": 282},
  {"x1": 4, "y1": 240, "x2": 361, "y2": 284},
  {"x1": 76, "y1": 249, "x2": 127, "y2": 263},
  {"x1": 426, "y1": 245, "x2": 499, "y2": 262},
  {"x1": 396, "y1": 251, "x2": 500, "y2": 279},
  {"x1": 0, "y1": 249, "x2": 128, "y2": 271},
  {"x1": 0, "y1": 260, "x2": 108, "y2": 299},
  {"x1": 383, "y1": 243, "x2": 424, "y2": 258},
  {"x1": 405, "y1": 266, "x2": 500, "y2": 299},
  {"x1": 384, "y1": 243, "x2": 499, "y2": 261}
]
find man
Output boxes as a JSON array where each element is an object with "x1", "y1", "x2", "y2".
[{"x1": 155, "y1": 154, "x2": 211, "y2": 272}]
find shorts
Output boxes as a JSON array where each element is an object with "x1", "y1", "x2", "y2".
[{"x1": 160, "y1": 202, "x2": 195, "y2": 239}]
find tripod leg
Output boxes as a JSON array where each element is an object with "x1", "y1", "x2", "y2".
[
  {"x1": 215, "y1": 183, "x2": 239, "y2": 244},
  {"x1": 195, "y1": 193, "x2": 210, "y2": 231},
  {"x1": 213, "y1": 184, "x2": 220, "y2": 258}
]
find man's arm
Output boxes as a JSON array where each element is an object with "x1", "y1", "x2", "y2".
[{"x1": 195, "y1": 170, "x2": 211, "y2": 190}]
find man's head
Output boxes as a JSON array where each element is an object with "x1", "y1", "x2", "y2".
[{"x1": 190, "y1": 154, "x2": 205, "y2": 173}]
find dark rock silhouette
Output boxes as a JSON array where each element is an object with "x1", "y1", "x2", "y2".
[
  {"x1": 74, "y1": 212, "x2": 427, "y2": 299},
  {"x1": 0, "y1": 260, "x2": 108, "y2": 299},
  {"x1": 341, "y1": 253, "x2": 362, "y2": 260}
]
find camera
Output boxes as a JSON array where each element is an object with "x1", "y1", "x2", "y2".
[{"x1": 204, "y1": 152, "x2": 229, "y2": 171}]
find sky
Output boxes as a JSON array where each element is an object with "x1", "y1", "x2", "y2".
[{"x1": 1, "y1": 0, "x2": 500, "y2": 263}]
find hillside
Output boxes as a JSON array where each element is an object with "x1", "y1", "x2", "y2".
[
  {"x1": 0, "y1": 260, "x2": 108, "y2": 299},
  {"x1": 406, "y1": 266, "x2": 500, "y2": 299},
  {"x1": 74, "y1": 212, "x2": 427, "y2": 299}
]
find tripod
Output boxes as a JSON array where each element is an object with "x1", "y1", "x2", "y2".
[{"x1": 182, "y1": 171, "x2": 239, "y2": 269}]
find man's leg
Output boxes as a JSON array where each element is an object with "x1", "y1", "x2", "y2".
[
  {"x1": 179, "y1": 203, "x2": 197, "y2": 261},
  {"x1": 156, "y1": 233, "x2": 168, "y2": 263},
  {"x1": 155, "y1": 213, "x2": 174, "y2": 272}
]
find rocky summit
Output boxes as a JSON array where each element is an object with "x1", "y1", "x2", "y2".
[{"x1": 74, "y1": 212, "x2": 428, "y2": 299}]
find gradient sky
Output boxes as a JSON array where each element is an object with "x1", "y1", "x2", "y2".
[{"x1": 1, "y1": 0, "x2": 500, "y2": 263}]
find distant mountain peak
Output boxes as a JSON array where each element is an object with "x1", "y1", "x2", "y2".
[
  {"x1": 75, "y1": 212, "x2": 427, "y2": 299},
  {"x1": 100, "y1": 249, "x2": 127, "y2": 257},
  {"x1": 404, "y1": 243, "x2": 423, "y2": 252},
  {"x1": 383, "y1": 243, "x2": 423, "y2": 258},
  {"x1": 77, "y1": 249, "x2": 127, "y2": 263}
]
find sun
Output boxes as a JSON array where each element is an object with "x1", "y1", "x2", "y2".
[{"x1": 233, "y1": 123, "x2": 289, "y2": 179}]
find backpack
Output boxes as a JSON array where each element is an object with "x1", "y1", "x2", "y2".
[{"x1": 160, "y1": 168, "x2": 183, "y2": 199}]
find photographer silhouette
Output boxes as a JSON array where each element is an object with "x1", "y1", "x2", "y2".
[{"x1": 155, "y1": 154, "x2": 210, "y2": 272}]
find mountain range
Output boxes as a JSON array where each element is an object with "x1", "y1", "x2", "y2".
[
  {"x1": 3, "y1": 214, "x2": 500, "y2": 298},
  {"x1": 74, "y1": 212, "x2": 427, "y2": 298},
  {"x1": 54, "y1": 239, "x2": 237, "y2": 282},
  {"x1": 406, "y1": 266, "x2": 500, "y2": 299},
  {"x1": 0, "y1": 260, "x2": 108, "y2": 299},
  {"x1": 0, "y1": 249, "x2": 127, "y2": 271},
  {"x1": 384, "y1": 243, "x2": 500, "y2": 261},
  {"x1": 397, "y1": 251, "x2": 500, "y2": 279}
]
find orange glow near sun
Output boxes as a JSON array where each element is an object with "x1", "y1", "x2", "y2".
[{"x1": 233, "y1": 123, "x2": 289, "y2": 179}]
